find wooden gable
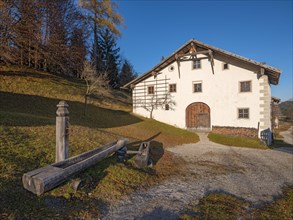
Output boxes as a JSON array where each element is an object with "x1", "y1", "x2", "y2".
[{"x1": 122, "y1": 39, "x2": 281, "y2": 89}]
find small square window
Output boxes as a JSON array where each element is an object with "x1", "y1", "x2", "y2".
[
  {"x1": 238, "y1": 108, "x2": 249, "y2": 119},
  {"x1": 193, "y1": 82, "x2": 202, "y2": 93},
  {"x1": 193, "y1": 60, "x2": 201, "y2": 69},
  {"x1": 169, "y1": 84, "x2": 177, "y2": 93},
  {"x1": 240, "y1": 81, "x2": 251, "y2": 92},
  {"x1": 223, "y1": 63, "x2": 229, "y2": 70},
  {"x1": 147, "y1": 86, "x2": 154, "y2": 95}
]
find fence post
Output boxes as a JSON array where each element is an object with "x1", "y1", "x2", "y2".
[{"x1": 56, "y1": 101, "x2": 69, "y2": 162}]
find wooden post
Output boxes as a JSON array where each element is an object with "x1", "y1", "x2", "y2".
[{"x1": 56, "y1": 101, "x2": 69, "y2": 162}]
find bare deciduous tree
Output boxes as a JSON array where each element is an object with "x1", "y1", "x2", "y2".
[
  {"x1": 0, "y1": 0, "x2": 129, "y2": 82},
  {"x1": 137, "y1": 93, "x2": 176, "y2": 119},
  {"x1": 81, "y1": 61, "x2": 109, "y2": 115}
]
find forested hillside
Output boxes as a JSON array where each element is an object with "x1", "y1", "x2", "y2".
[
  {"x1": 0, "y1": 0, "x2": 136, "y2": 87},
  {"x1": 280, "y1": 100, "x2": 293, "y2": 121}
]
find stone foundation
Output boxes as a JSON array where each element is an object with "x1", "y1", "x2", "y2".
[{"x1": 212, "y1": 126, "x2": 258, "y2": 139}]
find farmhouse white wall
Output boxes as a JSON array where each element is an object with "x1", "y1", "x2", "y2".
[{"x1": 133, "y1": 56, "x2": 264, "y2": 130}]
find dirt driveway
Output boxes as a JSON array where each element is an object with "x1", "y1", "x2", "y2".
[
  {"x1": 280, "y1": 126, "x2": 293, "y2": 145},
  {"x1": 102, "y1": 133, "x2": 293, "y2": 219}
]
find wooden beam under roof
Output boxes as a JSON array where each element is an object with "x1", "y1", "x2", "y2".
[
  {"x1": 175, "y1": 54, "x2": 181, "y2": 78},
  {"x1": 208, "y1": 49, "x2": 215, "y2": 74},
  {"x1": 122, "y1": 39, "x2": 281, "y2": 89},
  {"x1": 176, "y1": 49, "x2": 215, "y2": 74},
  {"x1": 176, "y1": 49, "x2": 211, "y2": 58}
]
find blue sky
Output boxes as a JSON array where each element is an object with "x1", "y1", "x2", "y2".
[{"x1": 115, "y1": 0, "x2": 292, "y2": 101}]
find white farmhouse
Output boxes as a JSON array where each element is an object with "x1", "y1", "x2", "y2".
[{"x1": 123, "y1": 39, "x2": 281, "y2": 144}]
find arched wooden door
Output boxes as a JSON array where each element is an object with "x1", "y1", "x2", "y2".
[{"x1": 186, "y1": 102, "x2": 210, "y2": 129}]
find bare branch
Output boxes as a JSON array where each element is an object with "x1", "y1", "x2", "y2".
[{"x1": 136, "y1": 92, "x2": 176, "y2": 119}]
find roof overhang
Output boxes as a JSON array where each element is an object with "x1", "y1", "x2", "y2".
[{"x1": 122, "y1": 39, "x2": 282, "y2": 89}]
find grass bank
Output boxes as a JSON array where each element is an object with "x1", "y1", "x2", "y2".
[
  {"x1": 208, "y1": 133, "x2": 268, "y2": 149},
  {"x1": 0, "y1": 70, "x2": 198, "y2": 218}
]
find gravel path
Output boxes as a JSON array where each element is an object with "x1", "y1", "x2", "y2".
[
  {"x1": 102, "y1": 133, "x2": 293, "y2": 219},
  {"x1": 280, "y1": 126, "x2": 293, "y2": 145}
]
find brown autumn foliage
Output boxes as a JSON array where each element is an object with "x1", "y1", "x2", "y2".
[{"x1": 0, "y1": 0, "x2": 122, "y2": 78}]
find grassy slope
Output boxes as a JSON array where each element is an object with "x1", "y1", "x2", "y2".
[
  {"x1": 208, "y1": 121, "x2": 292, "y2": 149},
  {"x1": 280, "y1": 101, "x2": 293, "y2": 121},
  {"x1": 0, "y1": 70, "x2": 198, "y2": 218},
  {"x1": 208, "y1": 133, "x2": 268, "y2": 149}
]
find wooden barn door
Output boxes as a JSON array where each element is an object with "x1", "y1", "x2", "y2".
[{"x1": 186, "y1": 102, "x2": 210, "y2": 129}]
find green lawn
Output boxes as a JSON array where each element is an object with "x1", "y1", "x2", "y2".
[
  {"x1": 208, "y1": 133, "x2": 268, "y2": 149},
  {"x1": 0, "y1": 70, "x2": 198, "y2": 218}
]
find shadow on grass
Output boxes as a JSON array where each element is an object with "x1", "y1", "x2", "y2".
[
  {"x1": 150, "y1": 141, "x2": 164, "y2": 165},
  {"x1": 73, "y1": 156, "x2": 116, "y2": 194},
  {"x1": 272, "y1": 139, "x2": 293, "y2": 148},
  {"x1": 271, "y1": 139, "x2": 293, "y2": 154},
  {"x1": 0, "y1": 175, "x2": 108, "y2": 219},
  {"x1": 127, "y1": 133, "x2": 164, "y2": 165},
  {"x1": 0, "y1": 91, "x2": 141, "y2": 128},
  {"x1": 0, "y1": 129, "x2": 111, "y2": 218}
]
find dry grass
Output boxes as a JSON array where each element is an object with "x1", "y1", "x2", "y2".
[
  {"x1": 208, "y1": 133, "x2": 268, "y2": 149},
  {"x1": 0, "y1": 70, "x2": 131, "y2": 111},
  {"x1": 180, "y1": 188, "x2": 293, "y2": 220},
  {"x1": 274, "y1": 121, "x2": 292, "y2": 138},
  {"x1": 271, "y1": 121, "x2": 293, "y2": 148},
  {"x1": 0, "y1": 70, "x2": 198, "y2": 218},
  {"x1": 180, "y1": 193, "x2": 249, "y2": 220}
]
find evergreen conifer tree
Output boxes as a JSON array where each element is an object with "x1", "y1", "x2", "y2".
[
  {"x1": 98, "y1": 29, "x2": 120, "y2": 88},
  {"x1": 119, "y1": 59, "x2": 137, "y2": 86}
]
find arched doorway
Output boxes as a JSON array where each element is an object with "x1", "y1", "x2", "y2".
[{"x1": 186, "y1": 102, "x2": 210, "y2": 129}]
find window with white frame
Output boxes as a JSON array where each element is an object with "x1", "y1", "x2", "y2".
[
  {"x1": 238, "y1": 108, "x2": 249, "y2": 119},
  {"x1": 193, "y1": 82, "x2": 202, "y2": 93},
  {"x1": 192, "y1": 59, "x2": 201, "y2": 69},
  {"x1": 240, "y1": 81, "x2": 251, "y2": 92}
]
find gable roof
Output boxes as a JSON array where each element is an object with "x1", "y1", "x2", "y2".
[{"x1": 122, "y1": 39, "x2": 281, "y2": 89}]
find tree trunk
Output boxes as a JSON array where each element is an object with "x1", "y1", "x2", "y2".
[
  {"x1": 28, "y1": 40, "x2": 31, "y2": 67},
  {"x1": 44, "y1": 58, "x2": 47, "y2": 71},
  {"x1": 35, "y1": 48, "x2": 38, "y2": 69},
  {"x1": 93, "y1": 15, "x2": 98, "y2": 69},
  {"x1": 20, "y1": 48, "x2": 23, "y2": 66},
  {"x1": 84, "y1": 94, "x2": 88, "y2": 116}
]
